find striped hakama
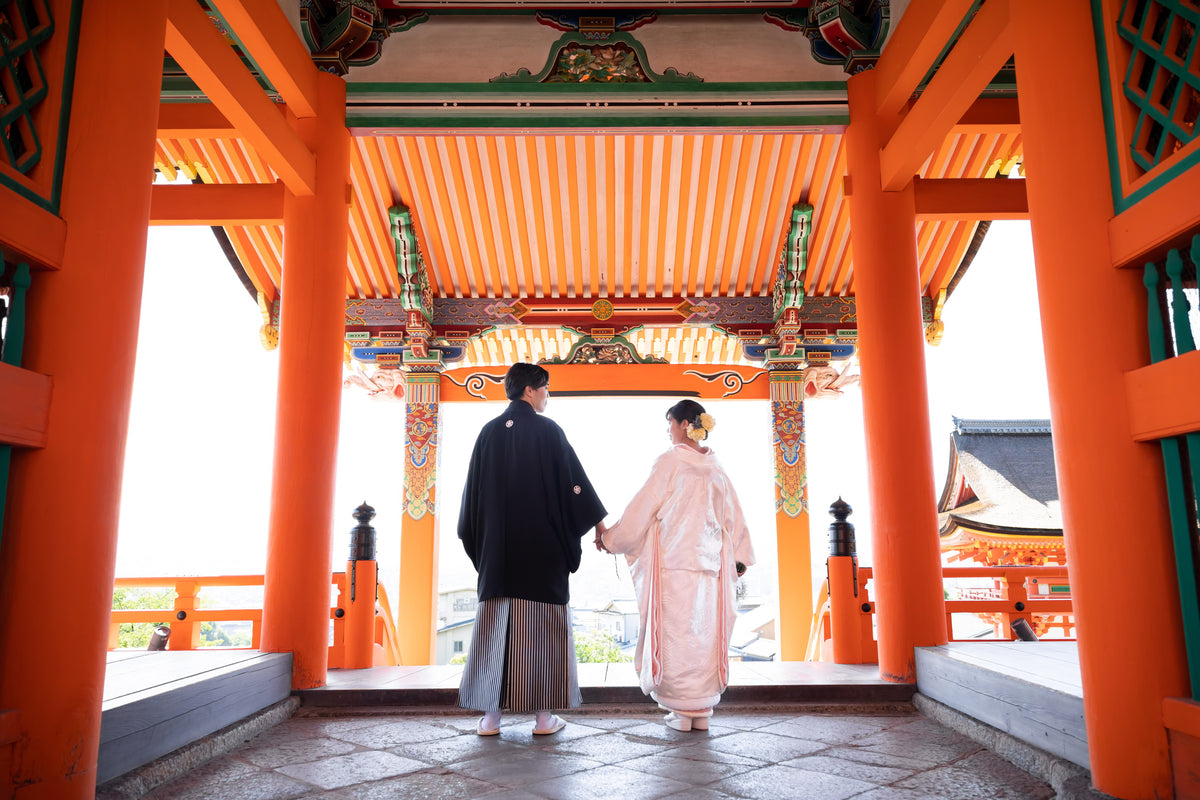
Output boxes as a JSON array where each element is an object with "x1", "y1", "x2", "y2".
[{"x1": 457, "y1": 597, "x2": 582, "y2": 713}]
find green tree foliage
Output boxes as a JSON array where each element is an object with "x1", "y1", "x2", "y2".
[
  {"x1": 574, "y1": 629, "x2": 631, "y2": 663},
  {"x1": 110, "y1": 587, "x2": 252, "y2": 649},
  {"x1": 111, "y1": 587, "x2": 174, "y2": 649}
]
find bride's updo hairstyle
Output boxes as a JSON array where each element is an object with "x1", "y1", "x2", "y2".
[{"x1": 667, "y1": 399, "x2": 714, "y2": 441}]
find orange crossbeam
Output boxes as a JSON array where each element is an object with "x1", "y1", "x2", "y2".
[
  {"x1": 149, "y1": 182, "x2": 286, "y2": 225},
  {"x1": 157, "y1": 102, "x2": 237, "y2": 138},
  {"x1": 953, "y1": 97, "x2": 1021, "y2": 136},
  {"x1": 880, "y1": 0, "x2": 1014, "y2": 191},
  {"x1": 1125, "y1": 350, "x2": 1200, "y2": 441},
  {"x1": 912, "y1": 177, "x2": 1028, "y2": 220},
  {"x1": 165, "y1": 0, "x2": 315, "y2": 196},
  {"x1": 0, "y1": 192, "x2": 66, "y2": 270},
  {"x1": 874, "y1": 0, "x2": 979, "y2": 122},
  {"x1": 0, "y1": 363, "x2": 51, "y2": 448},
  {"x1": 209, "y1": 0, "x2": 319, "y2": 118}
]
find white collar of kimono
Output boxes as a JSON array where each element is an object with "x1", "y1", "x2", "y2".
[{"x1": 672, "y1": 442, "x2": 713, "y2": 461}]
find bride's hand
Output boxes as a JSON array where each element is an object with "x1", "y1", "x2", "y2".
[{"x1": 593, "y1": 524, "x2": 609, "y2": 553}]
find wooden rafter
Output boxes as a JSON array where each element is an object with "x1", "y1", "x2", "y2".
[
  {"x1": 164, "y1": 0, "x2": 316, "y2": 196},
  {"x1": 880, "y1": 0, "x2": 1014, "y2": 191},
  {"x1": 873, "y1": 0, "x2": 980, "y2": 122},
  {"x1": 208, "y1": 0, "x2": 319, "y2": 118}
]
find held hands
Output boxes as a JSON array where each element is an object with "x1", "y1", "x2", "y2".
[{"x1": 593, "y1": 520, "x2": 609, "y2": 553}]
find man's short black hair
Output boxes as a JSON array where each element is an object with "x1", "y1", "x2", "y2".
[{"x1": 504, "y1": 362, "x2": 550, "y2": 401}]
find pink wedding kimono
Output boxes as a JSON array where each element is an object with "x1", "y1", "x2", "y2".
[{"x1": 601, "y1": 443, "x2": 756, "y2": 713}]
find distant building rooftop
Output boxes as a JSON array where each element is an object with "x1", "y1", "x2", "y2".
[{"x1": 938, "y1": 417, "x2": 1065, "y2": 565}]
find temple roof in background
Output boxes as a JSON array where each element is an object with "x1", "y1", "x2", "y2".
[{"x1": 938, "y1": 418, "x2": 1063, "y2": 565}]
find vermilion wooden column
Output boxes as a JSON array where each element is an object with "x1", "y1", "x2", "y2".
[
  {"x1": 0, "y1": 5, "x2": 167, "y2": 797},
  {"x1": 843, "y1": 69, "x2": 947, "y2": 683},
  {"x1": 768, "y1": 367, "x2": 813, "y2": 660},
  {"x1": 396, "y1": 368, "x2": 441, "y2": 665},
  {"x1": 1012, "y1": 4, "x2": 1188, "y2": 795},
  {"x1": 260, "y1": 72, "x2": 350, "y2": 689}
]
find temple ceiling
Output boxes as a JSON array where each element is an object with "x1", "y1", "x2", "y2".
[{"x1": 152, "y1": 1, "x2": 1022, "y2": 370}]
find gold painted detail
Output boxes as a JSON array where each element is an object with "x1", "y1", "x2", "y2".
[
  {"x1": 540, "y1": 333, "x2": 667, "y2": 365},
  {"x1": 257, "y1": 292, "x2": 278, "y2": 351},
  {"x1": 925, "y1": 288, "x2": 947, "y2": 346},
  {"x1": 592, "y1": 299, "x2": 614, "y2": 320},
  {"x1": 493, "y1": 33, "x2": 702, "y2": 84}
]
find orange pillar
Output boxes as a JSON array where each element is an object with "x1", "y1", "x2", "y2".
[
  {"x1": 260, "y1": 72, "x2": 350, "y2": 689},
  {"x1": 1012, "y1": 5, "x2": 1188, "y2": 796},
  {"x1": 844, "y1": 68, "x2": 947, "y2": 683},
  {"x1": 768, "y1": 367, "x2": 813, "y2": 660},
  {"x1": 0, "y1": 5, "x2": 167, "y2": 798},
  {"x1": 396, "y1": 367, "x2": 441, "y2": 665}
]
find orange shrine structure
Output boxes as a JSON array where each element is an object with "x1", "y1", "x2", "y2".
[{"x1": 0, "y1": 1, "x2": 1198, "y2": 799}]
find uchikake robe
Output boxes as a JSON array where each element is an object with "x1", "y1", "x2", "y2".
[
  {"x1": 602, "y1": 443, "x2": 756, "y2": 712},
  {"x1": 458, "y1": 399, "x2": 606, "y2": 605}
]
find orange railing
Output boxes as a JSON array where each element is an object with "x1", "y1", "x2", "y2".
[
  {"x1": 942, "y1": 565, "x2": 1074, "y2": 640},
  {"x1": 110, "y1": 573, "x2": 402, "y2": 667},
  {"x1": 809, "y1": 563, "x2": 1076, "y2": 663}
]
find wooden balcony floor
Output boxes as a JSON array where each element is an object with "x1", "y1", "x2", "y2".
[{"x1": 914, "y1": 641, "x2": 1086, "y2": 768}]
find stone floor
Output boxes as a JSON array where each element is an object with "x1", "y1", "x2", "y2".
[{"x1": 120, "y1": 705, "x2": 1060, "y2": 800}]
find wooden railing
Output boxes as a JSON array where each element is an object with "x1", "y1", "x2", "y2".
[
  {"x1": 110, "y1": 573, "x2": 401, "y2": 667},
  {"x1": 1141, "y1": 235, "x2": 1200, "y2": 699},
  {"x1": 810, "y1": 563, "x2": 1076, "y2": 664},
  {"x1": 941, "y1": 565, "x2": 1074, "y2": 640},
  {"x1": 110, "y1": 575, "x2": 265, "y2": 651}
]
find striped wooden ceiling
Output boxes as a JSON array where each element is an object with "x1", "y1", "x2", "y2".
[{"x1": 154, "y1": 128, "x2": 1022, "y2": 310}]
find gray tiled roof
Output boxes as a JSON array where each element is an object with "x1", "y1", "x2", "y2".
[{"x1": 939, "y1": 418, "x2": 1062, "y2": 536}]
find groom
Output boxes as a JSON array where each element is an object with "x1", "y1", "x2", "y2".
[{"x1": 456, "y1": 362, "x2": 607, "y2": 735}]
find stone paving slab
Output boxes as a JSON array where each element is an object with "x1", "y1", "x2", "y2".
[{"x1": 108, "y1": 706, "x2": 1077, "y2": 800}]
